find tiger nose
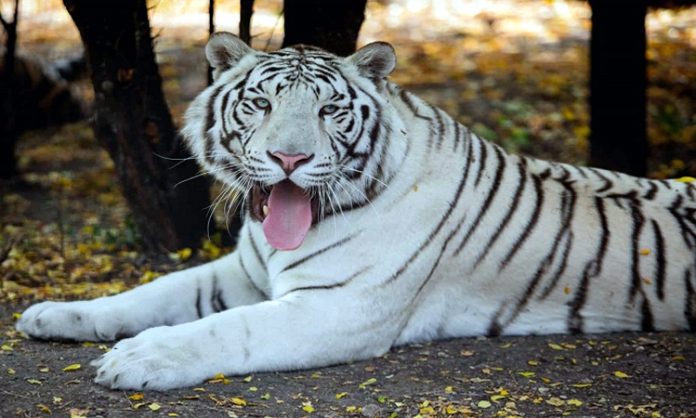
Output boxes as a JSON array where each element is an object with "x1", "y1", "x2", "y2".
[{"x1": 268, "y1": 151, "x2": 314, "y2": 174}]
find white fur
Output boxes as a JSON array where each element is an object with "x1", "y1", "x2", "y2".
[{"x1": 17, "y1": 35, "x2": 696, "y2": 390}]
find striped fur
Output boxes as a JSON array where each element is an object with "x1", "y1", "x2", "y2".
[{"x1": 17, "y1": 33, "x2": 696, "y2": 390}]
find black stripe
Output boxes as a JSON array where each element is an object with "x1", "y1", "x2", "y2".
[
  {"x1": 452, "y1": 122, "x2": 462, "y2": 153},
  {"x1": 195, "y1": 287, "x2": 203, "y2": 318},
  {"x1": 210, "y1": 275, "x2": 221, "y2": 312},
  {"x1": 590, "y1": 168, "x2": 613, "y2": 193},
  {"x1": 281, "y1": 234, "x2": 357, "y2": 273},
  {"x1": 568, "y1": 197, "x2": 610, "y2": 333},
  {"x1": 398, "y1": 89, "x2": 430, "y2": 121},
  {"x1": 454, "y1": 145, "x2": 506, "y2": 256},
  {"x1": 473, "y1": 158, "x2": 528, "y2": 268},
  {"x1": 473, "y1": 139, "x2": 488, "y2": 187},
  {"x1": 685, "y1": 270, "x2": 696, "y2": 331},
  {"x1": 669, "y1": 195, "x2": 695, "y2": 249},
  {"x1": 500, "y1": 174, "x2": 544, "y2": 270},
  {"x1": 643, "y1": 181, "x2": 658, "y2": 200},
  {"x1": 651, "y1": 219, "x2": 667, "y2": 300},
  {"x1": 539, "y1": 175, "x2": 578, "y2": 299},
  {"x1": 641, "y1": 295, "x2": 655, "y2": 331},
  {"x1": 628, "y1": 200, "x2": 646, "y2": 302},
  {"x1": 279, "y1": 267, "x2": 370, "y2": 298}
]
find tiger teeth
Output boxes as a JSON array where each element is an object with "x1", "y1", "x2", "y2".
[{"x1": 262, "y1": 205, "x2": 269, "y2": 217}]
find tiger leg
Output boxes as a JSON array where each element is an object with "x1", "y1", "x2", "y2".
[
  {"x1": 16, "y1": 251, "x2": 267, "y2": 341},
  {"x1": 92, "y1": 287, "x2": 399, "y2": 390}
]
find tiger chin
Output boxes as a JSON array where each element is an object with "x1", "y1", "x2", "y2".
[{"x1": 17, "y1": 32, "x2": 696, "y2": 391}]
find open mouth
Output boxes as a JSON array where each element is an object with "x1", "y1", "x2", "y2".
[{"x1": 250, "y1": 180, "x2": 320, "y2": 251}]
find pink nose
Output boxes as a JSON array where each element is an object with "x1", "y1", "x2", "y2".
[{"x1": 268, "y1": 151, "x2": 313, "y2": 174}]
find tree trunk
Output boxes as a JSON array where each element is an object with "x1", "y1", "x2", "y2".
[
  {"x1": 239, "y1": 0, "x2": 254, "y2": 46},
  {"x1": 282, "y1": 0, "x2": 367, "y2": 56},
  {"x1": 63, "y1": 0, "x2": 211, "y2": 254},
  {"x1": 0, "y1": 0, "x2": 20, "y2": 179},
  {"x1": 588, "y1": 0, "x2": 647, "y2": 176}
]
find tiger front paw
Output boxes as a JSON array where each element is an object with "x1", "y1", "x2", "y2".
[
  {"x1": 92, "y1": 325, "x2": 214, "y2": 390},
  {"x1": 16, "y1": 300, "x2": 133, "y2": 341}
]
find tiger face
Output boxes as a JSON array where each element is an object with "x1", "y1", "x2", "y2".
[{"x1": 185, "y1": 33, "x2": 400, "y2": 250}]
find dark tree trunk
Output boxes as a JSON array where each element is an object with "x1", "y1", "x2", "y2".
[
  {"x1": 0, "y1": 0, "x2": 20, "y2": 179},
  {"x1": 239, "y1": 0, "x2": 254, "y2": 46},
  {"x1": 588, "y1": 0, "x2": 647, "y2": 176},
  {"x1": 207, "y1": 0, "x2": 215, "y2": 86},
  {"x1": 282, "y1": 0, "x2": 367, "y2": 56},
  {"x1": 63, "y1": 0, "x2": 211, "y2": 254}
]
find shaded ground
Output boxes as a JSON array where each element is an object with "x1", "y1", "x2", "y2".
[{"x1": 1, "y1": 308, "x2": 695, "y2": 417}]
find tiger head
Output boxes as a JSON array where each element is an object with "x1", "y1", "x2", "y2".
[{"x1": 184, "y1": 32, "x2": 406, "y2": 251}]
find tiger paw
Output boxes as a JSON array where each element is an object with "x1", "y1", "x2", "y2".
[
  {"x1": 92, "y1": 325, "x2": 212, "y2": 390},
  {"x1": 16, "y1": 300, "x2": 133, "y2": 341}
]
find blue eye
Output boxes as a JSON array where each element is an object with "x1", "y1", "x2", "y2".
[
  {"x1": 320, "y1": 104, "x2": 339, "y2": 116},
  {"x1": 253, "y1": 98, "x2": 271, "y2": 110}
]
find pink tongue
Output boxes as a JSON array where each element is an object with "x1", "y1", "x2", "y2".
[{"x1": 262, "y1": 180, "x2": 313, "y2": 250}]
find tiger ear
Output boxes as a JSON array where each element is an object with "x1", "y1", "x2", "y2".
[
  {"x1": 205, "y1": 32, "x2": 254, "y2": 78},
  {"x1": 347, "y1": 42, "x2": 396, "y2": 80}
]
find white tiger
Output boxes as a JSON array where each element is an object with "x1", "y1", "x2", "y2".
[{"x1": 17, "y1": 33, "x2": 696, "y2": 390}]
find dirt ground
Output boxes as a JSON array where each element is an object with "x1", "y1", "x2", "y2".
[{"x1": 1, "y1": 304, "x2": 695, "y2": 417}]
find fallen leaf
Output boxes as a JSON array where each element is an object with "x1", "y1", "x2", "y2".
[{"x1": 62, "y1": 363, "x2": 81, "y2": 372}]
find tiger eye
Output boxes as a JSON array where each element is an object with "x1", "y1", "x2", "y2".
[
  {"x1": 253, "y1": 98, "x2": 271, "y2": 110},
  {"x1": 320, "y1": 104, "x2": 339, "y2": 116}
]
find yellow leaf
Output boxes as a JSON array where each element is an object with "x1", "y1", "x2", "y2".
[
  {"x1": 614, "y1": 371, "x2": 630, "y2": 379},
  {"x1": 27, "y1": 379, "x2": 42, "y2": 385},
  {"x1": 518, "y1": 371, "x2": 535, "y2": 378},
  {"x1": 12, "y1": 312, "x2": 21, "y2": 320},
  {"x1": 491, "y1": 394, "x2": 506, "y2": 402},
  {"x1": 1, "y1": 344, "x2": 13, "y2": 351},
  {"x1": 230, "y1": 397, "x2": 247, "y2": 406},
  {"x1": 37, "y1": 403, "x2": 52, "y2": 414},
  {"x1": 148, "y1": 403, "x2": 161, "y2": 411},
  {"x1": 639, "y1": 248, "x2": 651, "y2": 256},
  {"x1": 7, "y1": 368, "x2": 15, "y2": 375},
  {"x1": 242, "y1": 375, "x2": 253, "y2": 382},
  {"x1": 345, "y1": 406, "x2": 358, "y2": 413},
  {"x1": 546, "y1": 397, "x2": 565, "y2": 406},
  {"x1": 672, "y1": 355, "x2": 685, "y2": 362},
  {"x1": 302, "y1": 402, "x2": 315, "y2": 413},
  {"x1": 572, "y1": 383, "x2": 592, "y2": 388},
  {"x1": 567, "y1": 399, "x2": 583, "y2": 407},
  {"x1": 129, "y1": 393, "x2": 144, "y2": 401},
  {"x1": 445, "y1": 405, "x2": 458, "y2": 415},
  {"x1": 477, "y1": 400, "x2": 491, "y2": 409},
  {"x1": 62, "y1": 363, "x2": 81, "y2": 372},
  {"x1": 335, "y1": 392, "x2": 348, "y2": 399},
  {"x1": 444, "y1": 386, "x2": 455, "y2": 393},
  {"x1": 675, "y1": 176, "x2": 696, "y2": 183},
  {"x1": 547, "y1": 343, "x2": 564, "y2": 350},
  {"x1": 168, "y1": 414, "x2": 179, "y2": 417},
  {"x1": 527, "y1": 360, "x2": 539, "y2": 366},
  {"x1": 359, "y1": 377, "x2": 377, "y2": 388},
  {"x1": 420, "y1": 406, "x2": 435, "y2": 414}
]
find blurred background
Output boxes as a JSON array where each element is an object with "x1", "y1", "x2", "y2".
[{"x1": 0, "y1": 0, "x2": 695, "y2": 303}]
